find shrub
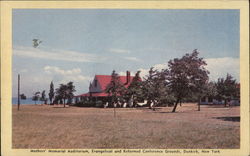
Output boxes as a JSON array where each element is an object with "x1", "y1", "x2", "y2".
[{"x1": 95, "y1": 100, "x2": 103, "y2": 107}]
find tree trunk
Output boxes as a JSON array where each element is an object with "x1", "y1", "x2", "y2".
[
  {"x1": 224, "y1": 99, "x2": 227, "y2": 107},
  {"x1": 152, "y1": 102, "x2": 156, "y2": 111},
  {"x1": 110, "y1": 96, "x2": 115, "y2": 117},
  {"x1": 148, "y1": 99, "x2": 154, "y2": 109},
  {"x1": 179, "y1": 100, "x2": 182, "y2": 106},
  {"x1": 114, "y1": 105, "x2": 116, "y2": 117},
  {"x1": 63, "y1": 99, "x2": 66, "y2": 107},
  {"x1": 198, "y1": 98, "x2": 201, "y2": 111},
  {"x1": 172, "y1": 99, "x2": 180, "y2": 112}
]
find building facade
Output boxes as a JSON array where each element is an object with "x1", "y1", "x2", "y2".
[{"x1": 75, "y1": 71, "x2": 135, "y2": 107}]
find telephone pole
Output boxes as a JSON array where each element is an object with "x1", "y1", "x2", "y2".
[{"x1": 18, "y1": 74, "x2": 20, "y2": 110}]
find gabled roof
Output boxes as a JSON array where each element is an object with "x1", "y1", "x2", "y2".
[
  {"x1": 95, "y1": 75, "x2": 135, "y2": 91},
  {"x1": 75, "y1": 92, "x2": 109, "y2": 97},
  {"x1": 75, "y1": 74, "x2": 140, "y2": 97}
]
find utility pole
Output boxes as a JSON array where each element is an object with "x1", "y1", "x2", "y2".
[{"x1": 18, "y1": 74, "x2": 20, "y2": 110}]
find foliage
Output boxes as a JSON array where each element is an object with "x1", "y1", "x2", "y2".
[
  {"x1": 142, "y1": 68, "x2": 175, "y2": 109},
  {"x1": 126, "y1": 71, "x2": 143, "y2": 107},
  {"x1": 48, "y1": 81, "x2": 55, "y2": 104},
  {"x1": 204, "y1": 82, "x2": 218, "y2": 97},
  {"x1": 165, "y1": 49, "x2": 209, "y2": 112},
  {"x1": 55, "y1": 82, "x2": 76, "y2": 107},
  {"x1": 40, "y1": 90, "x2": 47, "y2": 104},
  {"x1": 216, "y1": 73, "x2": 239, "y2": 106},
  {"x1": 75, "y1": 100, "x2": 96, "y2": 107},
  {"x1": 105, "y1": 70, "x2": 126, "y2": 107},
  {"x1": 66, "y1": 82, "x2": 76, "y2": 104},
  {"x1": 32, "y1": 92, "x2": 40, "y2": 104},
  {"x1": 20, "y1": 93, "x2": 27, "y2": 100}
]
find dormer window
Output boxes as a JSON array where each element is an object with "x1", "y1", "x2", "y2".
[{"x1": 94, "y1": 79, "x2": 97, "y2": 87}]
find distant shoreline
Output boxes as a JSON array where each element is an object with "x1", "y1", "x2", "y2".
[
  {"x1": 12, "y1": 103, "x2": 43, "y2": 105},
  {"x1": 12, "y1": 97, "x2": 43, "y2": 105}
]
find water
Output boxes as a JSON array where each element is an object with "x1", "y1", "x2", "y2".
[{"x1": 12, "y1": 97, "x2": 43, "y2": 105}]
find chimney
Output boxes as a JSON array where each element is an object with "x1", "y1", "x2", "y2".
[{"x1": 126, "y1": 71, "x2": 131, "y2": 84}]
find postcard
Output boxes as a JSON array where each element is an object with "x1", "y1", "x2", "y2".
[{"x1": 1, "y1": 1, "x2": 249, "y2": 156}]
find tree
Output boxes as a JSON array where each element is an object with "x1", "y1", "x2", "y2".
[
  {"x1": 48, "y1": 81, "x2": 55, "y2": 104},
  {"x1": 32, "y1": 92, "x2": 40, "y2": 104},
  {"x1": 216, "y1": 74, "x2": 239, "y2": 107},
  {"x1": 165, "y1": 49, "x2": 209, "y2": 112},
  {"x1": 155, "y1": 70, "x2": 176, "y2": 107},
  {"x1": 197, "y1": 81, "x2": 217, "y2": 111},
  {"x1": 66, "y1": 82, "x2": 76, "y2": 105},
  {"x1": 126, "y1": 71, "x2": 142, "y2": 107},
  {"x1": 105, "y1": 70, "x2": 125, "y2": 116},
  {"x1": 55, "y1": 82, "x2": 76, "y2": 107},
  {"x1": 142, "y1": 67, "x2": 157, "y2": 109},
  {"x1": 40, "y1": 90, "x2": 47, "y2": 104},
  {"x1": 20, "y1": 93, "x2": 27, "y2": 100},
  {"x1": 56, "y1": 84, "x2": 68, "y2": 107},
  {"x1": 142, "y1": 68, "x2": 174, "y2": 110}
]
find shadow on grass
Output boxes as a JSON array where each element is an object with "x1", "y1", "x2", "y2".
[
  {"x1": 136, "y1": 107, "x2": 163, "y2": 111},
  {"x1": 152, "y1": 111, "x2": 174, "y2": 114},
  {"x1": 214, "y1": 116, "x2": 240, "y2": 122},
  {"x1": 53, "y1": 107, "x2": 70, "y2": 108},
  {"x1": 205, "y1": 105, "x2": 239, "y2": 108}
]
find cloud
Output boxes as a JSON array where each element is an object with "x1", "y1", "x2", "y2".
[
  {"x1": 137, "y1": 57, "x2": 239, "y2": 82},
  {"x1": 43, "y1": 66, "x2": 92, "y2": 96},
  {"x1": 12, "y1": 66, "x2": 92, "y2": 97},
  {"x1": 109, "y1": 48, "x2": 130, "y2": 54},
  {"x1": 44, "y1": 66, "x2": 81, "y2": 75},
  {"x1": 137, "y1": 68, "x2": 149, "y2": 79},
  {"x1": 12, "y1": 72, "x2": 53, "y2": 98},
  {"x1": 205, "y1": 57, "x2": 239, "y2": 82},
  {"x1": 13, "y1": 46, "x2": 105, "y2": 63},
  {"x1": 138, "y1": 63, "x2": 168, "y2": 78},
  {"x1": 153, "y1": 63, "x2": 168, "y2": 71},
  {"x1": 44, "y1": 66, "x2": 91, "y2": 83},
  {"x1": 20, "y1": 68, "x2": 28, "y2": 73},
  {"x1": 118, "y1": 71, "x2": 135, "y2": 76},
  {"x1": 123, "y1": 57, "x2": 142, "y2": 62}
]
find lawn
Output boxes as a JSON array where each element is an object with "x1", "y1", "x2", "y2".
[{"x1": 12, "y1": 103, "x2": 240, "y2": 149}]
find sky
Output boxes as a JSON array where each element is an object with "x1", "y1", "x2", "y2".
[{"x1": 12, "y1": 9, "x2": 240, "y2": 97}]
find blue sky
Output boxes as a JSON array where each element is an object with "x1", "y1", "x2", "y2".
[{"x1": 12, "y1": 9, "x2": 240, "y2": 97}]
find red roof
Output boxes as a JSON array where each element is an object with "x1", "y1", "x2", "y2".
[
  {"x1": 75, "y1": 92, "x2": 109, "y2": 97},
  {"x1": 95, "y1": 75, "x2": 135, "y2": 91},
  {"x1": 75, "y1": 93, "x2": 90, "y2": 97},
  {"x1": 75, "y1": 73, "x2": 140, "y2": 97}
]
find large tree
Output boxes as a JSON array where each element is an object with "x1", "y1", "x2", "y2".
[
  {"x1": 165, "y1": 49, "x2": 209, "y2": 112},
  {"x1": 126, "y1": 71, "x2": 142, "y2": 107},
  {"x1": 142, "y1": 68, "x2": 173, "y2": 110},
  {"x1": 216, "y1": 73, "x2": 239, "y2": 107},
  {"x1": 56, "y1": 82, "x2": 76, "y2": 107},
  {"x1": 105, "y1": 70, "x2": 125, "y2": 107},
  {"x1": 48, "y1": 81, "x2": 55, "y2": 105},
  {"x1": 66, "y1": 82, "x2": 76, "y2": 105},
  {"x1": 105, "y1": 70, "x2": 125, "y2": 117},
  {"x1": 141, "y1": 67, "x2": 158, "y2": 109}
]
